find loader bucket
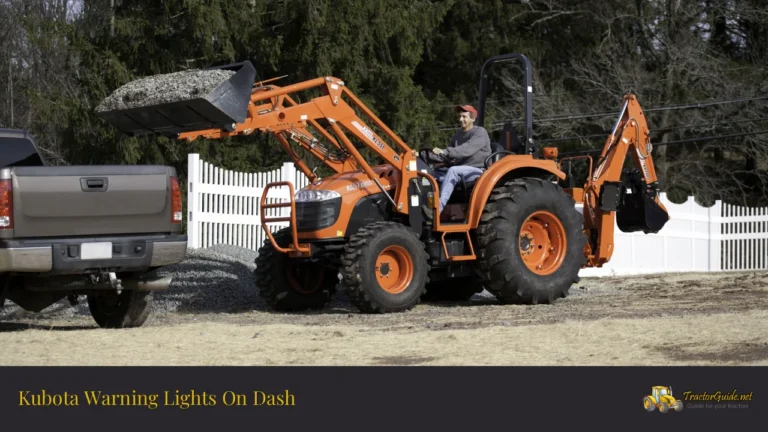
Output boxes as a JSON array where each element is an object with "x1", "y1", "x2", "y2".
[
  {"x1": 617, "y1": 190, "x2": 669, "y2": 234},
  {"x1": 95, "y1": 61, "x2": 257, "y2": 137}
]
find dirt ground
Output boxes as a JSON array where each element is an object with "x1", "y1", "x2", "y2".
[{"x1": 1, "y1": 270, "x2": 767, "y2": 366}]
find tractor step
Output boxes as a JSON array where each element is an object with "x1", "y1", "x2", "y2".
[{"x1": 439, "y1": 230, "x2": 476, "y2": 261}]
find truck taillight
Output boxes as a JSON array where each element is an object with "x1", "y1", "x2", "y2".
[
  {"x1": 0, "y1": 179, "x2": 12, "y2": 229},
  {"x1": 170, "y1": 176, "x2": 182, "y2": 224}
]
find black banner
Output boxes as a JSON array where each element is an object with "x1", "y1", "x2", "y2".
[{"x1": 1, "y1": 366, "x2": 763, "y2": 430}]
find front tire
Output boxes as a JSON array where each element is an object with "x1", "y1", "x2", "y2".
[
  {"x1": 476, "y1": 178, "x2": 586, "y2": 305},
  {"x1": 255, "y1": 228, "x2": 337, "y2": 312},
  {"x1": 659, "y1": 401, "x2": 669, "y2": 413},
  {"x1": 340, "y1": 222, "x2": 429, "y2": 313},
  {"x1": 88, "y1": 290, "x2": 153, "y2": 328}
]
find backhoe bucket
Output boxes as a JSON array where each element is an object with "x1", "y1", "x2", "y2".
[
  {"x1": 617, "y1": 190, "x2": 669, "y2": 234},
  {"x1": 95, "y1": 61, "x2": 257, "y2": 137}
]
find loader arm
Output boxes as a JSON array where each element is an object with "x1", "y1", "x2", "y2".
[
  {"x1": 579, "y1": 94, "x2": 669, "y2": 267},
  {"x1": 177, "y1": 77, "x2": 418, "y2": 214}
]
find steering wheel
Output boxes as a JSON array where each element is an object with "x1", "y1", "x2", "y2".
[
  {"x1": 420, "y1": 148, "x2": 450, "y2": 169},
  {"x1": 484, "y1": 151, "x2": 515, "y2": 169}
]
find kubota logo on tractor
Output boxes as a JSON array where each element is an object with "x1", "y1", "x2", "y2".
[{"x1": 643, "y1": 386, "x2": 684, "y2": 413}]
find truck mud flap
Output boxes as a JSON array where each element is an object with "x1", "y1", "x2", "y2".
[{"x1": 96, "y1": 61, "x2": 257, "y2": 137}]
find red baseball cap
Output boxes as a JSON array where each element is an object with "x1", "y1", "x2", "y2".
[{"x1": 456, "y1": 104, "x2": 478, "y2": 117}]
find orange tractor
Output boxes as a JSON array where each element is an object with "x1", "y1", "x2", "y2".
[{"x1": 98, "y1": 53, "x2": 669, "y2": 313}]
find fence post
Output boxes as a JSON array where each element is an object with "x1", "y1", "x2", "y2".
[
  {"x1": 186, "y1": 153, "x2": 200, "y2": 249},
  {"x1": 709, "y1": 199, "x2": 722, "y2": 271},
  {"x1": 281, "y1": 162, "x2": 297, "y2": 218}
]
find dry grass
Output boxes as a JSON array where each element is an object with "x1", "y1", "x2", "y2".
[
  {"x1": 1, "y1": 310, "x2": 766, "y2": 366},
  {"x1": 1, "y1": 270, "x2": 767, "y2": 366}
]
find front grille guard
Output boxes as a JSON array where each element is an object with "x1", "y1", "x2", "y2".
[{"x1": 259, "y1": 181, "x2": 311, "y2": 256}]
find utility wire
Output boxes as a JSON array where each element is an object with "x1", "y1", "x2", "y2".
[
  {"x1": 538, "y1": 117, "x2": 768, "y2": 143},
  {"x1": 558, "y1": 130, "x2": 768, "y2": 157},
  {"x1": 485, "y1": 94, "x2": 768, "y2": 129},
  {"x1": 650, "y1": 117, "x2": 768, "y2": 134},
  {"x1": 418, "y1": 95, "x2": 768, "y2": 134},
  {"x1": 538, "y1": 134, "x2": 607, "y2": 143}
]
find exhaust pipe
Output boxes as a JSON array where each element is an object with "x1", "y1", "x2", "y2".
[
  {"x1": 121, "y1": 275, "x2": 173, "y2": 292},
  {"x1": 19, "y1": 273, "x2": 173, "y2": 293}
]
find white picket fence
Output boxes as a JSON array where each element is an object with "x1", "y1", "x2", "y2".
[
  {"x1": 185, "y1": 154, "x2": 768, "y2": 276},
  {"x1": 185, "y1": 154, "x2": 311, "y2": 251},
  {"x1": 577, "y1": 194, "x2": 768, "y2": 276}
]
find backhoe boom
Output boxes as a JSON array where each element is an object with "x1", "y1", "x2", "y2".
[{"x1": 578, "y1": 94, "x2": 669, "y2": 267}]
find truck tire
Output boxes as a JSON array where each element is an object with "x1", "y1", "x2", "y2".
[
  {"x1": 340, "y1": 221, "x2": 429, "y2": 313},
  {"x1": 255, "y1": 228, "x2": 337, "y2": 311},
  {"x1": 422, "y1": 275, "x2": 484, "y2": 302},
  {"x1": 87, "y1": 290, "x2": 153, "y2": 328},
  {"x1": 476, "y1": 178, "x2": 586, "y2": 305}
]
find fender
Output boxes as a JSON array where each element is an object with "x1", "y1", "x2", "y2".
[{"x1": 467, "y1": 155, "x2": 566, "y2": 228}]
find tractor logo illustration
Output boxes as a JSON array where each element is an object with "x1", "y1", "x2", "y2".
[{"x1": 644, "y1": 386, "x2": 684, "y2": 413}]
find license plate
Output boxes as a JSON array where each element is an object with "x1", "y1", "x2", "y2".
[{"x1": 80, "y1": 242, "x2": 113, "y2": 260}]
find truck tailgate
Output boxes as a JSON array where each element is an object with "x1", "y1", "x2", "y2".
[{"x1": 11, "y1": 165, "x2": 175, "y2": 238}]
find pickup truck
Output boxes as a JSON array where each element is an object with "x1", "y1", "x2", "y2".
[{"x1": 0, "y1": 129, "x2": 188, "y2": 328}]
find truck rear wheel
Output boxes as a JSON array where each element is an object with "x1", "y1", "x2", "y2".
[
  {"x1": 87, "y1": 290, "x2": 153, "y2": 328},
  {"x1": 340, "y1": 221, "x2": 429, "y2": 313},
  {"x1": 255, "y1": 228, "x2": 337, "y2": 311},
  {"x1": 476, "y1": 178, "x2": 586, "y2": 305}
]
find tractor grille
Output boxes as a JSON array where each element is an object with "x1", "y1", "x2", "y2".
[{"x1": 295, "y1": 198, "x2": 342, "y2": 232}]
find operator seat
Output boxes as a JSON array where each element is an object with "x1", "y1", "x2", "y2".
[{"x1": 500, "y1": 121, "x2": 523, "y2": 155}]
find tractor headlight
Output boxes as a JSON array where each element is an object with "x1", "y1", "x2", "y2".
[{"x1": 295, "y1": 190, "x2": 341, "y2": 202}]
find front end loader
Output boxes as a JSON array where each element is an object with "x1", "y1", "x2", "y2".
[{"x1": 97, "y1": 53, "x2": 669, "y2": 313}]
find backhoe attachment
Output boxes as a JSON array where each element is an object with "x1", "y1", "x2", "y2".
[{"x1": 560, "y1": 94, "x2": 670, "y2": 267}]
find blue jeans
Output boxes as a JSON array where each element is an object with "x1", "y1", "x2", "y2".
[{"x1": 434, "y1": 166, "x2": 484, "y2": 211}]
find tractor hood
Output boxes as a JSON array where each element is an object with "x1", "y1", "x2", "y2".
[
  {"x1": 292, "y1": 165, "x2": 400, "y2": 240},
  {"x1": 660, "y1": 395, "x2": 676, "y2": 404},
  {"x1": 303, "y1": 165, "x2": 398, "y2": 198}
]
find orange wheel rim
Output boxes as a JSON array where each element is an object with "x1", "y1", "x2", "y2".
[
  {"x1": 375, "y1": 245, "x2": 414, "y2": 294},
  {"x1": 286, "y1": 264, "x2": 324, "y2": 294},
  {"x1": 519, "y1": 211, "x2": 567, "y2": 276}
]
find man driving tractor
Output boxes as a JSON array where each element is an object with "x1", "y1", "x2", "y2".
[{"x1": 430, "y1": 104, "x2": 492, "y2": 214}]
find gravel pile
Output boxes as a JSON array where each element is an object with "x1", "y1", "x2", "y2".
[
  {"x1": 96, "y1": 69, "x2": 236, "y2": 112},
  {"x1": 0, "y1": 244, "x2": 352, "y2": 322}
]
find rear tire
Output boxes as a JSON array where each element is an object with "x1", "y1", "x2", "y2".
[
  {"x1": 88, "y1": 290, "x2": 153, "y2": 328},
  {"x1": 476, "y1": 178, "x2": 586, "y2": 305},
  {"x1": 340, "y1": 222, "x2": 429, "y2": 313},
  {"x1": 255, "y1": 228, "x2": 337, "y2": 312}
]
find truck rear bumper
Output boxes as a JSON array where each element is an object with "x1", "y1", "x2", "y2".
[{"x1": 0, "y1": 234, "x2": 187, "y2": 274}]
